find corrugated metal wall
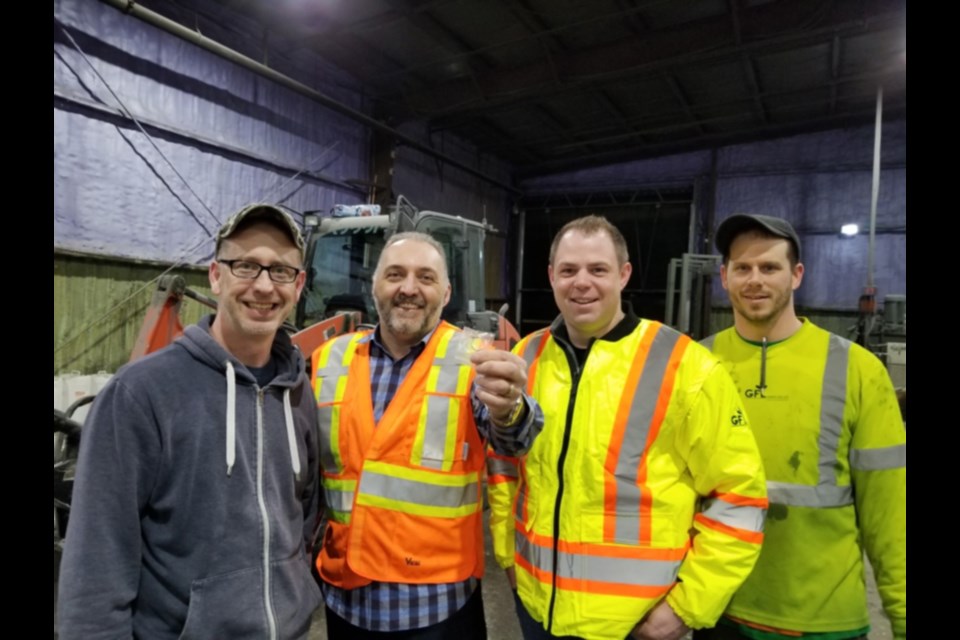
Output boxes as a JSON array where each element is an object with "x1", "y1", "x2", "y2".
[{"x1": 54, "y1": 252, "x2": 212, "y2": 374}]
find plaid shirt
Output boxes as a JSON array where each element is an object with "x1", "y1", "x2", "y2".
[{"x1": 322, "y1": 326, "x2": 541, "y2": 631}]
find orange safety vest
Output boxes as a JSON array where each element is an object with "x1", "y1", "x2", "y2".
[{"x1": 312, "y1": 322, "x2": 487, "y2": 588}]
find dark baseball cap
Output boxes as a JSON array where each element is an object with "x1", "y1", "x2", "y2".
[
  {"x1": 215, "y1": 203, "x2": 305, "y2": 258},
  {"x1": 715, "y1": 214, "x2": 801, "y2": 262}
]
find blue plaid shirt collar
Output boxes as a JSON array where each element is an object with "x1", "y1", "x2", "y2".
[{"x1": 364, "y1": 324, "x2": 440, "y2": 362}]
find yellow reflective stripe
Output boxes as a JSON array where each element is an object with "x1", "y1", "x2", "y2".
[
  {"x1": 455, "y1": 364, "x2": 471, "y2": 395},
  {"x1": 411, "y1": 326, "x2": 469, "y2": 470},
  {"x1": 356, "y1": 493, "x2": 479, "y2": 518},
  {"x1": 411, "y1": 392, "x2": 432, "y2": 467},
  {"x1": 315, "y1": 337, "x2": 338, "y2": 370},
  {"x1": 441, "y1": 396, "x2": 461, "y2": 471},
  {"x1": 318, "y1": 333, "x2": 365, "y2": 473},
  {"x1": 435, "y1": 328, "x2": 455, "y2": 358},
  {"x1": 328, "y1": 510, "x2": 351, "y2": 524},
  {"x1": 342, "y1": 332, "x2": 364, "y2": 366},
  {"x1": 364, "y1": 460, "x2": 479, "y2": 485},
  {"x1": 357, "y1": 460, "x2": 481, "y2": 518},
  {"x1": 329, "y1": 403, "x2": 344, "y2": 472},
  {"x1": 322, "y1": 476, "x2": 357, "y2": 513}
]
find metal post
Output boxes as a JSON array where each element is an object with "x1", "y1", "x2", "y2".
[
  {"x1": 665, "y1": 258, "x2": 679, "y2": 327},
  {"x1": 515, "y1": 208, "x2": 526, "y2": 332},
  {"x1": 868, "y1": 85, "x2": 883, "y2": 288},
  {"x1": 679, "y1": 254, "x2": 692, "y2": 333}
]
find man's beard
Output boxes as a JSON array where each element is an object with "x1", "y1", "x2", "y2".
[{"x1": 380, "y1": 294, "x2": 436, "y2": 341}]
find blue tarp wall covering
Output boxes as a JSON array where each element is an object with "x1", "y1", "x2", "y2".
[
  {"x1": 55, "y1": 0, "x2": 367, "y2": 265},
  {"x1": 54, "y1": 0, "x2": 516, "y2": 269},
  {"x1": 521, "y1": 120, "x2": 906, "y2": 310}
]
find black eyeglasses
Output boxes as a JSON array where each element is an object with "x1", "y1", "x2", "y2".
[{"x1": 219, "y1": 259, "x2": 301, "y2": 284}]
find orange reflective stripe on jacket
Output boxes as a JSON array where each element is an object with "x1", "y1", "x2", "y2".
[{"x1": 313, "y1": 323, "x2": 487, "y2": 588}]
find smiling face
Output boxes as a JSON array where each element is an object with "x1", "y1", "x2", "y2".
[
  {"x1": 721, "y1": 229, "x2": 804, "y2": 341},
  {"x1": 548, "y1": 229, "x2": 632, "y2": 348},
  {"x1": 372, "y1": 237, "x2": 451, "y2": 357},
  {"x1": 209, "y1": 221, "x2": 305, "y2": 364}
]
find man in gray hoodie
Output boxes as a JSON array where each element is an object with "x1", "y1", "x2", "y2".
[{"x1": 57, "y1": 204, "x2": 322, "y2": 639}]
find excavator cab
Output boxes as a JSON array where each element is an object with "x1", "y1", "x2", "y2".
[{"x1": 296, "y1": 200, "x2": 488, "y2": 332}]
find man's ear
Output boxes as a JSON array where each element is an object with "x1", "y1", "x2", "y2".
[
  {"x1": 209, "y1": 261, "x2": 222, "y2": 295},
  {"x1": 792, "y1": 262, "x2": 805, "y2": 291},
  {"x1": 619, "y1": 262, "x2": 632, "y2": 290}
]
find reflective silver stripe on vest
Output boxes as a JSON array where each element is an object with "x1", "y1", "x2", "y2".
[
  {"x1": 315, "y1": 338, "x2": 354, "y2": 404},
  {"x1": 324, "y1": 487, "x2": 355, "y2": 513},
  {"x1": 317, "y1": 336, "x2": 357, "y2": 474},
  {"x1": 417, "y1": 330, "x2": 471, "y2": 469},
  {"x1": 419, "y1": 394, "x2": 458, "y2": 469},
  {"x1": 700, "y1": 497, "x2": 765, "y2": 532},
  {"x1": 358, "y1": 470, "x2": 479, "y2": 509},
  {"x1": 487, "y1": 456, "x2": 519, "y2": 478},
  {"x1": 317, "y1": 405, "x2": 340, "y2": 474},
  {"x1": 765, "y1": 334, "x2": 857, "y2": 508},
  {"x1": 818, "y1": 334, "x2": 850, "y2": 488},
  {"x1": 766, "y1": 482, "x2": 853, "y2": 507},
  {"x1": 699, "y1": 334, "x2": 716, "y2": 350},
  {"x1": 611, "y1": 324, "x2": 683, "y2": 542},
  {"x1": 850, "y1": 443, "x2": 906, "y2": 471},
  {"x1": 516, "y1": 531, "x2": 681, "y2": 587}
]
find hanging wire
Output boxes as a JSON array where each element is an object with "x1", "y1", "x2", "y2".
[{"x1": 57, "y1": 22, "x2": 220, "y2": 233}]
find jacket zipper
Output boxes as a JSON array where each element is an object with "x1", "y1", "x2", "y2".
[
  {"x1": 255, "y1": 387, "x2": 278, "y2": 640},
  {"x1": 546, "y1": 337, "x2": 583, "y2": 634}
]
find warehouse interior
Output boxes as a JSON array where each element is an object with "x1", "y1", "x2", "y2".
[{"x1": 54, "y1": 1, "x2": 906, "y2": 637}]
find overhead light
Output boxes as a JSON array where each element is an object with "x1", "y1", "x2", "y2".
[{"x1": 841, "y1": 224, "x2": 859, "y2": 237}]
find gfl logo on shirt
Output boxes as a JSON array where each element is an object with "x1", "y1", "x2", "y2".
[{"x1": 744, "y1": 384, "x2": 767, "y2": 399}]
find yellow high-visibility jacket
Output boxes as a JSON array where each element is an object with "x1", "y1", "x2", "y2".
[
  {"x1": 703, "y1": 320, "x2": 906, "y2": 638},
  {"x1": 493, "y1": 316, "x2": 768, "y2": 640},
  {"x1": 485, "y1": 449, "x2": 520, "y2": 569}
]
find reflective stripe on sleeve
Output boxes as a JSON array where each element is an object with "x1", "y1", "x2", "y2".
[
  {"x1": 699, "y1": 495, "x2": 766, "y2": 533},
  {"x1": 487, "y1": 453, "x2": 519, "y2": 479},
  {"x1": 766, "y1": 481, "x2": 853, "y2": 507},
  {"x1": 850, "y1": 443, "x2": 906, "y2": 471}
]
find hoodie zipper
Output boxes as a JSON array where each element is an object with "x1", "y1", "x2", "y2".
[
  {"x1": 546, "y1": 337, "x2": 583, "y2": 635},
  {"x1": 255, "y1": 387, "x2": 278, "y2": 640}
]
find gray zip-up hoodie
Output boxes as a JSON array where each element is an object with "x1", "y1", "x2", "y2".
[{"x1": 57, "y1": 315, "x2": 322, "y2": 639}]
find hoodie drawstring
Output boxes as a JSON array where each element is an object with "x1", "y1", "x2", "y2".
[
  {"x1": 283, "y1": 388, "x2": 301, "y2": 481},
  {"x1": 225, "y1": 360, "x2": 237, "y2": 476},
  {"x1": 225, "y1": 360, "x2": 300, "y2": 481}
]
